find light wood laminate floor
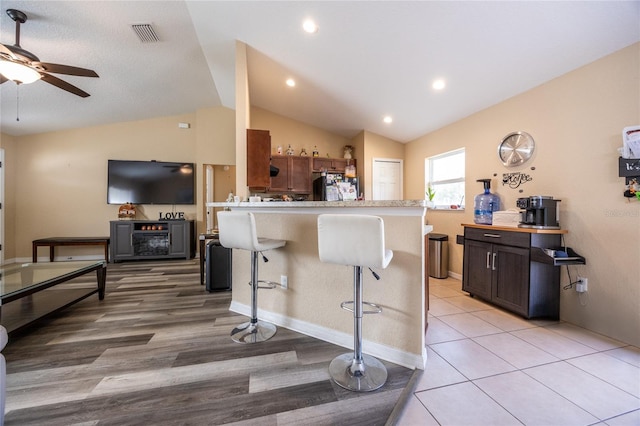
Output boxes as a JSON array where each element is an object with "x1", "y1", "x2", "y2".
[{"x1": 3, "y1": 260, "x2": 413, "y2": 425}]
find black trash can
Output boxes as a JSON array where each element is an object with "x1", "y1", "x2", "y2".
[
  {"x1": 205, "y1": 239, "x2": 232, "y2": 292},
  {"x1": 428, "y1": 233, "x2": 449, "y2": 279}
]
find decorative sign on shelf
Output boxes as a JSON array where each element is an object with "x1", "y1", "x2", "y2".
[
  {"x1": 502, "y1": 172, "x2": 533, "y2": 189},
  {"x1": 159, "y1": 212, "x2": 186, "y2": 220}
]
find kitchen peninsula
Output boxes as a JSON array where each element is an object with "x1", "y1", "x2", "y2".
[{"x1": 206, "y1": 200, "x2": 431, "y2": 369}]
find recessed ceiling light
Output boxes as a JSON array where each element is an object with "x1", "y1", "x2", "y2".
[
  {"x1": 303, "y1": 19, "x2": 318, "y2": 34},
  {"x1": 432, "y1": 79, "x2": 446, "y2": 90},
  {"x1": 383, "y1": 116, "x2": 393, "y2": 124},
  {"x1": 286, "y1": 78, "x2": 296, "y2": 87}
]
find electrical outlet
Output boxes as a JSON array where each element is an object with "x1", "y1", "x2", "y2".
[
  {"x1": 281, "y1": 275, "x2": 288, "y2": 289},
  {"x1": 576, "y1": 277, "x2": 588, "y2": 293}
]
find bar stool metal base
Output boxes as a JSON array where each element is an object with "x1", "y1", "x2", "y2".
[
  {"x1": 329, "y1": 353, "x2": 388, "y2": 392},
  {"x1": 231, "y1": 320, "x2": 276, "y2": 344}
]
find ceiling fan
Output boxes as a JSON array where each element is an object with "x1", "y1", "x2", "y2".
[{"x1": 0, "y1": 8, "x2": 98, "y2": 97}]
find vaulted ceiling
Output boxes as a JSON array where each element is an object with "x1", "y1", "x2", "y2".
[{"x1": 1, "y1": 1, "x2": 638, "y2": 141}]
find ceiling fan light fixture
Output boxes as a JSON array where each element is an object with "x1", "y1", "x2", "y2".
[{"x1": 0, "y1": 60, "x2": 41, "y2": 84}]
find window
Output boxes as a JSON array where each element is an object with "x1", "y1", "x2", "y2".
[{"x1": 425, "y1": 148, "x2": 465, "y2": 209}]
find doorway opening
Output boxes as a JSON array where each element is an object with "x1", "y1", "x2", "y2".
[{"x1": 203, "y1": 164, "x2": 236, "y2": 232}]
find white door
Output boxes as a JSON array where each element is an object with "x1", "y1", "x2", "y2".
[{"x1": 372, "y1": 158, "x2": 403, "y2": 200}]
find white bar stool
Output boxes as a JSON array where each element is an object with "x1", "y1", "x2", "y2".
[
  {"x1": 317, "y1": 214, "x2": 393, "y2": 392},
  {"x1": 217, "y1": 211, "x2": 286, "y2": 344}
]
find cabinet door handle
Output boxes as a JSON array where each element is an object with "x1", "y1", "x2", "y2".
[
  {"x1": 484, "y1": 233, "x2": 501, "y2": 238},
  {"x1": 169, "y1": 234, "x2": 172, "y2": 245},
  {"x1": 492, "y1": 252, "x2": 497, "y2": 271},
  {"x1": 486, "y1": 251, "x2": 491, "y2": 269}
]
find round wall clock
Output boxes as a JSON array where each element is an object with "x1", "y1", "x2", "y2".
[{"x1": 498, "y1": 131, "x2": 535, "y2": 167}]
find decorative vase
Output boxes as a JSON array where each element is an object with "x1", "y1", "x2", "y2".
[{"x1": 343, "y1": 145, "x2": 353, "y2": 159}]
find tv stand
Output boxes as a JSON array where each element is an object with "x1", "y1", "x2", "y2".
[{"x1": 110, "y1": 220, "x2": 195, "y2": 262}]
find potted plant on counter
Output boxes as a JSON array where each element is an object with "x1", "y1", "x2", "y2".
[{"x1": 426, "y1": 184, "x2": 436, "y2": 209}]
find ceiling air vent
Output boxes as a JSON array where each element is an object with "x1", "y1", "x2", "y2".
[{"x1": 131, "y1": 23, "x2": 160, "y2": 43}]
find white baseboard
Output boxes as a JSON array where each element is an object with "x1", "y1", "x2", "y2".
[{"x1": 229, "y1": 300, "x2": 426, "y2": 370}]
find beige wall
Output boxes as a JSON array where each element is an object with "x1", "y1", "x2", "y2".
[
  {"x1": 405, "y1": 43, "x2": 640, "y2": 346},
  {"x1": 235, "y1": 40, "x2": 250, "y2": 199},
  {"x1": 3, "y1": 106, "x2": 235, "y2": 261},
  {"x1": 0, "y1": 133, "x2": 17, "y2": 261},
  {"x1": 196, "y1": 107, "x2": 236, "y2": 166}
]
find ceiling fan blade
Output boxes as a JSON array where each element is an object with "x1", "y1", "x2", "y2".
[
  {"x1": 40, "y1": 72, "x2": 91, "y2": 98},
  {"x1": 34, "y1": 62, "x2": 98, "y2": 77},
  {"x1": 0, "y1": 43, "x2": 17, "y2": 60}
]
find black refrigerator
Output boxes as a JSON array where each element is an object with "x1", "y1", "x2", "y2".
[{"x1": 313, "y1": 173, "x2": 359, "y2": 201}]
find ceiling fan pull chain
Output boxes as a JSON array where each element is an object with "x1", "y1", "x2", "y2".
[{"x1": 16, "y1": 83, "x2": 20, "y2": 122}]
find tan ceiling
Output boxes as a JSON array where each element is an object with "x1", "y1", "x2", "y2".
[{"x1": 1, "y1": 1, "x2": 639, "y2": 141}]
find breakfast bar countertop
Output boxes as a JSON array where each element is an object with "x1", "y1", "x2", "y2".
[
  {"x1": 206, "y1": 199, "x2": 428, "y2": 216},
  {"x1": 207, "y1": 199, "x2": 427, "y2": 207}
]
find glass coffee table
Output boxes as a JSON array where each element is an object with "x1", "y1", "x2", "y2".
[{"x1": 0, "y1": 260, "x2": 106, "y2": 333}]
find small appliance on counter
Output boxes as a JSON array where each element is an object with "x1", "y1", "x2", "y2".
[
  {"x1": 313, "y1": 173, "x2": 359, "y2": 201},
  {"x1": 517, "y1": 195, "x2": 561, "y2": 229}
]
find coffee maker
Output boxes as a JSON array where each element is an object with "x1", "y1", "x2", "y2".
[{"x1": 516, "y1": 196, "x2": 561, "y2": 229}]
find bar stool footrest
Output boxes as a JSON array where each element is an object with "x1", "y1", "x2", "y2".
[
  {"x1": 247, "y1": 280, "x2": 278, "y2": 290},
  {"x1": 340, "y1": 301, "x2": 382, "y2": 314}
]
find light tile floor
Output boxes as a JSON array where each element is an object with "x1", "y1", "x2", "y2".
[{"x1": 396, "y1": 277, "x2": 640, "y2": 426}]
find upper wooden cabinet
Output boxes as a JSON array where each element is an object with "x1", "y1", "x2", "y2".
[
  {"x1": 312, "y1": 157, "x2": 356, "y2": 173},
  {"x1": 270, "y1": 155, "x2": 311, "y2": 193},
  {"x1": 247, "y1": 129, "x2": 271, "y2": 188}
]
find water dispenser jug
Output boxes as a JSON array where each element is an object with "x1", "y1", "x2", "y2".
[{"x1": 474, "y1": 179, "x2": 500, "y2": 224}]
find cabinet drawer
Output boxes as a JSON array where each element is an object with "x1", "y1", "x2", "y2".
[{"x1": 464, "y1": 228, "x2": 530, "y2": 248}]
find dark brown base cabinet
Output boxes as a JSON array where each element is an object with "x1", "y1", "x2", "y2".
[
  {"x1": 462, "y1": 225, "x2": 566, "y2": 319},
  {"x1": 110, "y1": 220, "x2": 195, "y2": 262}
]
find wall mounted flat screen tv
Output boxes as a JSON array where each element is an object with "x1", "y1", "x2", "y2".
[{"x1": 107, "y1": 160, "x2": 195, "y2": 205}]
